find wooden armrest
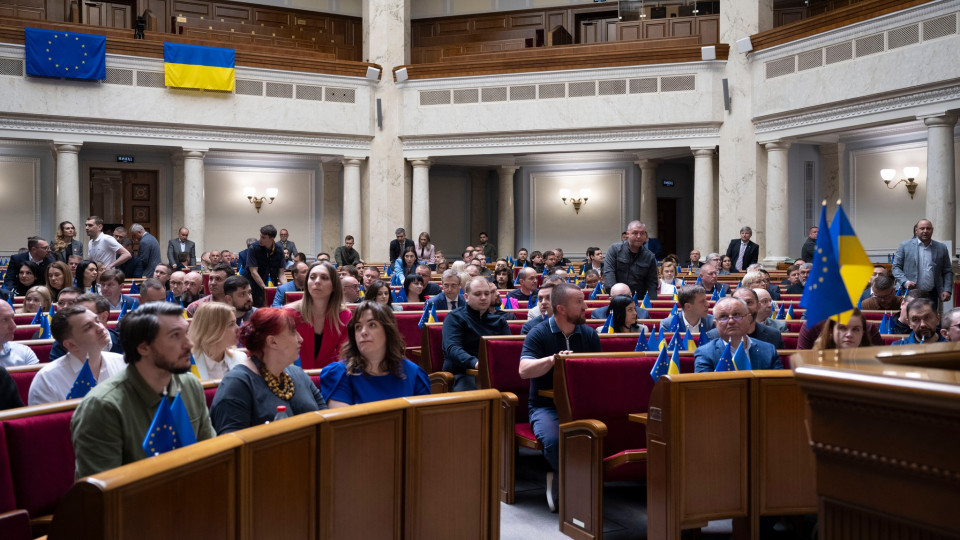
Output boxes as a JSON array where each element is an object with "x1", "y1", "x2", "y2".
[
  {"x1": 629, "y1": 413, "x2": 648, "y2": 424},
  {"x1": 0, "y1": 509, "x2": 31, "y2": 540},
  {"x1": 500, "y1": 391, "x2": 518, "y2": 408},
  {"x1": 538, "y1": 389, "x2": 554, "y2": 398},
  {"x1": 466, "y1": 368, "x2": 478, "y2": 376},
  {"x1": 559, "y1": 419, "x2": 608, "y2": 438},
  {"x1": 408, "y1": 348, "x2": 422, "y2": 360}
]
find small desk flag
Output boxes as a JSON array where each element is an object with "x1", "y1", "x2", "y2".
[{"x1": 65, "y1": 356, "x2": 96, "y2": 399}]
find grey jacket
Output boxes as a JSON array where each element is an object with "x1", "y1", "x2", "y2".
[
  {"x1": 892, "y1": 238, "x2": 953, "y2": 295},
  {"x1": 602, "y1": 240, "x2": 659, "y2": 300}
]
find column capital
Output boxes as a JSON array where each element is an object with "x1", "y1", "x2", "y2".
[
  {"x1": 182, "y1": 148, "x2": 207, "y2": 160},
  {"x1": 635, "y1": 158, "x2": 661, "y2": 168},
  {"x1": 498, "y1": 165, "x2": 520, "y2": 176},
  {"x1": 764, "y1": 141, "x2": 792, "y2": 152},
  {"x1": 408, "y1": 158, "x2": 432, "y2": 169},
  {"x1": 52, "y1": 142, "x2": 82, "y2": 154},
  {"x1": 691, "y1": 147, "x2": 715, "y2": 157},
  {"x1": 340, "y1": 156, "x2": 366, "y2": 167},
  {"x1": 920, "y1": 113, "x2": 959, "y2": 128}
]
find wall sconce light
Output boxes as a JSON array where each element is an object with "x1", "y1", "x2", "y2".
[
  {"x1": 244, "y1": 187, "x2": 278, "y2": 213},
  {"x1": 559, "y1": 188, "x2": 590, "y2": 214},
  {"x1": 881, "y1": 167, "x2": 920, "y2": 199}
]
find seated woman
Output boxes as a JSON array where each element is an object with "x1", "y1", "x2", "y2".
[
  {"x1": 719, "y1": 255, "x2": 733, "y2": 275},
  {"x1": 187, "y1": 302, "x2": 245, "y2": 380},
  {"x1": 285, "y1": 262, "x2": 352, "y2": 370},
  {"x1": 403, "y1": 274, "x2": 426, "y2": 303},
  {"x1": 494, "y1": 267, "x2": 513, "y2": 290},
  {"x1": 17, "y1": 286, "x2": 52, "y2": 315},
  {"x1": 321, "y1": 301, "x2": 430, "y2": 407},
  {"x1": 658, "y1": 261, "x2": 678, "y2": 297},
  {"x1": 366, "y1": 279, "x2": 401, "y2": 312},
  {"x1": 210, "y1": 307, "x2": 327, "y2": 433},
  {"x1": 812, "y1": 309, "x2": 871, "y2": 350},
  {"x1": 609, "y1": 294, "x2": 650, "y2": 334},
  {"x1": 44, "y1": 261, "x2": 72, "y2": 303},
  {"x1": 416, "y1": 232, "x2": 435, "y2": 265},
  {"x1": 395, "y1": 247, "x2": 418, "y2": 280},
  {"x1": 75, "y1": 260, "x2": 100, "y2": 293},
  {"x1": 13, "y1": 261, "x2": 40, "y2": 297}
]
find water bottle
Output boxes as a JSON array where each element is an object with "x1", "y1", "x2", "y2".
[{"x1": 273, "y1": 405, "x2": 290, "y2": 422}]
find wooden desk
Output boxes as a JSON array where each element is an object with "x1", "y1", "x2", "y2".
[{"x1": 628, "y1": 413, "x2": 647, "y2": 424}]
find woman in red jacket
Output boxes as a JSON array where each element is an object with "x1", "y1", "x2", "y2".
[{"x1": 285, "y1": 261, "x2": 352, "y2": 369}]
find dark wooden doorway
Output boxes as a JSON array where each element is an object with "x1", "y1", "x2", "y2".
[
  {"x1": 575, "y1": 10, "x2": 618, "y2": 43},
  {"x1": 656, "y1": 198, "x2": 677, "y2": 257},
  {"x1": 82, "y1": 0, "x2": 133, "y2": 29},
  {"x1": 89, "y1": 168, "x2": 159, "y2": 253}
]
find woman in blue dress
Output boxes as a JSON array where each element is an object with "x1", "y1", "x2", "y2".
[{"x1": 321, "y1": 301, "x2": 430, "y2": 408}]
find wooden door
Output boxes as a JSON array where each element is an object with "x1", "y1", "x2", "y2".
[
  {"x1": 82, "y1": 1, "x2": 132, "y2": 29},
  {"x1": 122, "y1": 170, "x2": 159, "y2": 254}
]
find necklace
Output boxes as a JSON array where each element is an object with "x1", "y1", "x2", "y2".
[{"x1": 259, "y1": 362, "x2": 295, "y2": 401}]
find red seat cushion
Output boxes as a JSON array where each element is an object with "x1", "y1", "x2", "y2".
[
  {"x1": 204, "y1": 387, "x2": 217, "y2": 408},
  {"x1": 515, "y1": 422, "x2": 537, "y2": 443},
  {"x1": 8, "y1": 372, "x2": 35, "y2": 408},
  {"x1": 427, "y1": 325, "x2": 445, "y2": 373},
  {"x1": 3, "y1": 411, "x2": 76, "y2": 516},
  {"x1": 29, "y1": 343, "x2": 53, "y2": 364},
  {"x1": 393, "y1": 313, "x2": 425, "y2": 351},
  {"x1": 485, "y1": 340, "x2": 529, "y2": 421},
  {"x1": 0, "y1": 427, "x2": 17, "y2": 513}
]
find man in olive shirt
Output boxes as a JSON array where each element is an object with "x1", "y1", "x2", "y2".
[{"x1": 70, "y1": 302, "x2": 216, "y2": 478}]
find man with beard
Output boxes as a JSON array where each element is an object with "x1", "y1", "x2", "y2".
[
  {"x1": 70, "y1": 302, "x2": 216, "y2": 478},
  {"x1": 892, "y1": 297, "x2": 946, "y2": 345},
  {"x1": 223, "y1": 276, "x2": 256, "y2": 325},
  {"x1": 519, "y1": 283, "x2": 601, "y2": 511},
  {"x1": 441, "y1": 276, "x2": 510, "y2": 392}
]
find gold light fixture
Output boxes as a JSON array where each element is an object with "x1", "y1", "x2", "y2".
[
  {"x1": 244, "y1": 187, "x2": 278, "y2": 213},
  {"x1": 559, "y1": 188, "x2": 590, "y2": 214},
  {"x1": 881, "y1": 167, "x2": 920, "y2": 199}
]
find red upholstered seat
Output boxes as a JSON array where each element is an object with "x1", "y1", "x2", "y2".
[
  {"x1": 12, "y1": 327, "x2": 39, "y2": 341},
  {"x1": 285, "y1": 291, "x2": 303, "y2": 304},
  {"x1": 785, "y1": 320, "x2": 804, "y2": 332},
  {"x1": 13, "y1": 315, "x2": 36, "y2": 325},
  {"x1": 265, "y1": 287, "x2": 277, "y2": 307},
  {"x1": 427, "y1": 324, "x2": 445, "y2": 373},
  {"x1": 394, "y1": 312, "x2": 428, "y2": 351},
  {"x1": 203, "y1": 387, "x2": 217, "y2": 408},
  {"x1": 28, "y1": 341, "x2": 54, "y2": 364},
  {"x1": 0, "y1": 427, "x2": 17, "y2": 513},
  {"x1": 514, "y1": 422, "x2": 541, "y2": 449},
  {"x1": 481, "y1": 339, "x2": 528, "y2": 417},
  {"x1": 8, "y1": 370, "x2": 39, "y2": 407},
  {"x1": 783, "y1": 334, "x2": 799, "y2": 349},
  {"x1": 3, "y1": 411, "x2": 76, "y2": 517}
]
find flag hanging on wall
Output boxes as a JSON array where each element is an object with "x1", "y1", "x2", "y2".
[
  {"x1": 163, "y1": 42, "x2": 235, "y2": 91},
  {"x1": 25, "y1": 27, "x2": 106, "y2": 80}
]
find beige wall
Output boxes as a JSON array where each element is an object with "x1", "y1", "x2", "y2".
[
  {"x1": 530, "y1": 169, "x2": 625, "y2": 257},
  {"x1": 204, "y1": 167, "x2": 316, "y2": 256},
  {"x1": 0, "y1": 157, "x2": 40, "y2": 253}
]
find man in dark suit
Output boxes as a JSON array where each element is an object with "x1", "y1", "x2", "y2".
[
  {"x1": 166, "y1": 227, "x2": 196, "y2": 267},
  {"x1": 416, "y1": 265, "x2": 441, "y2": 297},
  {"x1": 705, "y1": 287, "x2": 785, "y2": 349},
  {"x1": 3, "y1": 236, "x2": 54, "y2": 290},
  {"x1": 130, "y1": 224, "x2": 162, "y2": 278},
  {"x1": 426, "y1": 269, "x2": 465, "y2": 311},
  {"x1": 698, "y1": 263, "x2": 730, "y2": 297},
  {"x1": 799, "y1": 226, "x2": 818, "y2": 263},
  {"x1": 694, "y1": 297, "x2": 782, "y2": 372},
  {"x1": 388, "y1": 228, "x2": 415, "y2": 263},
  {"x1": 725, "y1": 226, "x2": 759, "y2": 273},
  {"x1": 660, "y1": 285, "x2": 715, "y2": 335}
]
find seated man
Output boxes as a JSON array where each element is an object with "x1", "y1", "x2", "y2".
[
  {"x1": 271, "y1": 261, "x2": 308, "y2": 308},
  {"x1": 519, "y1": 283, "x2": 601, "y2": 511},
  {"x1": 581, "y1": 269, "x2": 601, "y2": 291},
  {"x1": 704, "y1": 287, "x2": 785, "y2": 349},
  {"x1": 859, "y1": 274, "x2": 902, "y2": 312},
  {"x1": 187, "y1": 263, "x2": 235, "y2": 315},
  {"x1": 785, "y1": 264, "x2": 811, "y2": 294},
  {"x1": 137, "y1": 278, "x2": 167, "y2": 304},
  {"x1": 698, "y1": 263, "x2": 730, "y2": 297},
  {"x1": 507, "y1": 267, "x2": 539, "y2": 304},
  {"x1": 660, "y1": 285, "x2": 715, "y2": 335},
  {"x1": 152, "y1": 263, "x2": 172, "y2": 290},
  {"x1": 168, "y1": 271, "x2": 186, "y2": 300},
  {"x1": 70, "y1": 302, "x2": 217, "y2": 478},
  {"x1": 56, "y1": 286, "x2": 84, "y2": 310},
  {"x1": 223, "y1": 275, "x2": 256, "y2": 325},
  {"x1": 361, "y1": 266, "x2": 381, "y2": 293},
  {"x1": 940, "y1": 307, "x2": 960, "y2": 342},
  {"x1": 488, "y1": 280, "x2": 516, "y2": 320},
  {"x1": 441, "y1": 276, "x2": 510, "y2": 391},
  {"x1": 341, "y1": 276, "x2": 361, "y2": 303},
  {"x1": 50, "y1": 293, "x2": 125, "y2": 361},
  {"x1": 29, "y1": 305, "x2": 126, "y2": 405},
  {"x1": 521, "y1": 281, "x2": 557, "y2": 335},
  {"x1": 591, "y1": 283, "x2": 650, "y2": 320},
  {"x1": 754, "y1": 288, "x2": 786, "y2": 333},
  {"x1": 892, "y1": 297, "x2": 945, "y2": 345},
  {"x1": 427, "y1": 269, "x2": 465, "y2": 311},
  {"x1": 179, "y1": 271, "x2": 204, "y2": 306},
  {"x1": 0, "y1": 301, "x2": 39, "y2": 367},
  {"x1": 98, "y1": 268, "x2": 135, "y2": 311},
  {"x1": 694, "y1": 297, "x2": 782, "y2": 372},
  {"x1": 415, "y1": 264, "x2": 441, "y2": 296},
  {"x1": 334, "y1": 235, "x2": 361, "y2": 267}
]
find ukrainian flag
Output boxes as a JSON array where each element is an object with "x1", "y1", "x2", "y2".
[
  {"x1": 189, "y1": 353, "x2": 201, "y2": 380},
  {"x1": 800, "y1": 201, "x2": 852, "y2": 326},
  {"x1": 830, "y1": 202, "x2": 873, "y2": 324},
  {"x1": 163, "y1": 43, "x2": 235, "y2": 91}
]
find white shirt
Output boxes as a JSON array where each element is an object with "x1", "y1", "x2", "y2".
[
  {"x1": 0, "y1": 342, "x2": 39, "y2": 367},
  {"x1": 194, "y1": 348, "x2": 244, "y2": 380},
  {"x1": 27, "y1": 351, "x2": 125, "y2": 405},
  {"x1": 659, "y1": 280, "x2": 677, "y2": 296},
  {"x1": 87, "y1": 232, "x2": 123, "y2": 268}
]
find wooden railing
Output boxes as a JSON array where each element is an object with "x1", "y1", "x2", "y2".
[
  {"x1": 750, "y1": 0, "x2": 937, "y2": 52},
  {"x1": 0, "y1": 17, "x2": 381, "y2": 79},
  {"x1": 395, "y1": 43, "x2": 728, "y2": 81}
]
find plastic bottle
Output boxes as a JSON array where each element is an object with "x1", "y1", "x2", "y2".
[{"x1": 273, "y1": 405, "x2": 290, "y2": 422}]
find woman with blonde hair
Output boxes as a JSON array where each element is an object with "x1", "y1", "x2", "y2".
[
  {"x1": 416, "y1": 232, "x2": 435, "y2": 265},
  {"x1": 658, "y1": 261, "x2": 678, "y2": 297},
  {"x1": 321, "y1": 301, "x2": 430, "y2": 408},
  {"x1": 188, "y1": 302, "x2": 245, "y2": 380},
  {"x1": 18, "y1": 286, "x2": 52, "y2": 315},
  {"x1": 285, "y1": 261, "x2": 352, "y2": 369},
  {"x1": 53, "y1": 221, "x2": 83, "y2": 262}
]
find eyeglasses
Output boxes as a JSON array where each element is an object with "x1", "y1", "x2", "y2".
[{"x1": 716, "y1": 315, "x2": 745, "y2": 324}]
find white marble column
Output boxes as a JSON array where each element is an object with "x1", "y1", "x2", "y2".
[
  {"x1": 636, "y1": 159, "x2": 660, "y2": 237},
  {"x1": 692, "y1": 148, "x2": 716, "y2": 254},
  {"x1": 341, "y1": 156, "x2": 364, "y2": 254},
  {"x1": 922, "y1": 113, "x2": 958, "y2": 251},
  {"x1": 409, "y1": 158, "x2": 431, "y2": 237},
  {"x1": 53, "y1": 142, "x2": 82, "y2": 230},
  {"x1": 171, "y1": 152, "x2": 184, "y2": 234},
  {"x1": 362, "y1": 0, "x2": 409, "y2": 261},
  {"x1": 182, "y1": 148, "x2": 206, "y2": 255},
  {"x1": 498, "y1": 166, "x2": 519, "y2": 259},
  {"x1": 321, "y1": 159, "x2": 343, "y2": 254},
  {"x1": 763, "y1": 141, "x2": 791, "y2": 264}
]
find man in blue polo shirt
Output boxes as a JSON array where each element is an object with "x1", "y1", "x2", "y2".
[{"x1": 519, "y1": 282, "x2": 601, "y2": 511}]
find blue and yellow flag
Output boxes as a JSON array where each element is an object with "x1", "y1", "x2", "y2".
[
  {"x1": 188, "y1": 353, "x2": 201, "y2": 380},
  {"x1": 418, "y1": 304, "x2": 432, "y2": 329},
  {"x1": 647, "y1": 325, "x2": 659, "y2": 351},
  {"x1": 878, "y1": 313, "x2": 890, "y2": 334},
  {"x1": 733, "y1": 340, "x2": 753, "y2": 370},
  {"x1": 35, "y1": 314, "x2": 51, "y2": 339},
  {"x1": 682, "y1": 327, "x2": 695, "y2": 351},
  {"x1": 25, "y1": 28, "x2": 106, "y2": 80},
  {"x1": 634, "y1": 328, "x2": 647, "y2": 352},
  {"x1": 800, "y1": 202, "x2": 852, "y2": 326},
  {"x1": 129, "y1": 281, "x2": 140, "y2": 295},
  {"x1": 715, "y1": 342, "x2": 736, "y2": 372},
  {"x1": 599, "y1": 313, "x2": 615, "y2": 334},
  {"x1": 30, "y1": 307, "x2": 43, "y2": 325},
  {"x1": 589, "y1": 281, "x2": 603, "y2": 300},
  {"x1": 649, "y1": 343, "x2": 679, "y2": 383},
  {"x1": 641, "y1": 291, "x2": 652, "y2": 309},
  {"x1": 66, "y1": 356, "x2": 97, "y2": 399},
  {"x1": 163, "y1": 42, "x2": 235, "y2": 91},
  {"x1": 830, "y1": 203, "x2": 873, "y2": 324}
]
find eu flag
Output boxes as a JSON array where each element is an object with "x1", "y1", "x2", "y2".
[
  {"x1": 169, "y1": 392, "x2": 197, "y2": 446},
  {"x1": 634, "y1": 328, "x2": 647, "y2": 352},
  {"x1": 649, "y1": 343, "x2": 678, "y2": 383},
  {"x1": 830, "y1": 203, "x2": 873, "y2": 325},
  {"x1": 647, "y1": 325, "x2": 659, "y2": 351},
  {"x1": 714, "y1": 342, "x2": 736, "y2": 372},
  {"x1": 65, "y1": 356, "x2": 97, "y2": 399},
  {"x1": 35, "y1": 313, "x2": 52, "y2": 339},
  {"x1": 129, "y1": 281, "x2": 140, "y2": 294},
  {"x1": 733, "y1": 340, "x2": 753, "y2": 371},
  {"x1": 25, "y1": 28, "x2": 106, "y2": 80},
  {"x1": 142, "y1": 392, "x2": 196, "y2": 456},
  {"x1": 418, "y1": 304, "x2": 431, "y2": 329},
  {"x1": 800, "y1": 201, "x2": 852, "y2": 326}
]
